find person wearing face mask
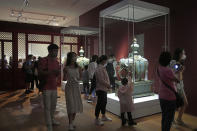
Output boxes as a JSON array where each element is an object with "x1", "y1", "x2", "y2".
[
  {"x1": 63, "y1": 52, "x2": 83, "y2": 131},
  {"x1": 38, "y1": 44, "x2": 61, "y2": 131},
  {"x1": 170, "y1": 48, "x2": 188, "y2": 126},
  {"x1": 94, "y1": 55, "x2": 112, "y2": 126}
]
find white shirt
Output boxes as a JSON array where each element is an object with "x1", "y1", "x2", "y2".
[{"x1": 88, "y1": 62, "x2": 97, "y2": 79}]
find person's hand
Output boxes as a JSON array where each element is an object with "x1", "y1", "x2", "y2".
[
  {"x1": 107, "y1": 83, "x2": 111, "y2": 89},
  {"x1": 181, "y1": 65, "x2": 185, "y2": 72},
  {"x1": 128, "y1": 71, "x2": 132, "y2": 77},
  {"x1": 128, "y1": 76, "x2": 132, "y2": 82}
]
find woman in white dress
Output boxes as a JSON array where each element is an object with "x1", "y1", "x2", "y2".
[{"x1": 63, "y1": 52, "x2": 83, "y2": 130}]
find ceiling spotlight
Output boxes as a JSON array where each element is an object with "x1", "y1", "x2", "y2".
[
  {"x1": 53, "y1": 22, "x2": 59, "y2": 26},
  {"x1": 53, "y1": 16, "x2": 56, "y2": 21},
  {"x1": 11, "y1": 10, "x2": 14, "y2": 16},
  {"x1": 18, "y1": 12, "x2": 22, "y2": 17},
  {"x1": 17, "y1": 17, "x2": 20, "y2": 22}
]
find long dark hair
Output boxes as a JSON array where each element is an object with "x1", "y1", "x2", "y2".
[
  {"x1": 66, "y1": 52, "x2": 78, "y2": 68},
  {"x1": 91, "y1": 55, "x2": 98, "y2": 62},
  {"x1": 173, "y1": 48, "x2": 184, "y2": 61},
  {"x1": 159, "y1": 51, "x2": 171, "y2": 67},
  {"x1": 98, "y1": 55, "x2": 108, "y2": 64}
]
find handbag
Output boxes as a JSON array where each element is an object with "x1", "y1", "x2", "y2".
[{"x1": 157, "y1": 69, "x2": 184, "y2": 108}]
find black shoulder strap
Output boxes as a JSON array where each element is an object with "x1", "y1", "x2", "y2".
[{"x1": 157, "y1": 68, "x2": 176, "y2": 94}]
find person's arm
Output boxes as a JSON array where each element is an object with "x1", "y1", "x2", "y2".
[
  {"x1": 87, "y1": 63, "x2": 93, "y2": 78},
  {"x1": 95, "y1": 69, "x2": 110, "y2": 88},
  {"x1": 117, "y1": 89, "x2": 120, "y2": 98},
  {"x1": 78, "y1": 67, "x2": 82, "y2": 80},
  {"x1": 167, "y1": 68, "x2": 180, "y2": 83},
  {"x1": 63, "y1": 67, "x2": 68, "y2": 81},
  {"x1": 128, "y1": 76, "x2": 134, "y2": 92},
  {"x1": 53, "y1": 62, "x2": 61, "y2": 77},
  {"x1": 87, "y1": 71, "x2": 89, "y2": 81}
]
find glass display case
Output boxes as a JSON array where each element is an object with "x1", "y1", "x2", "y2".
[
  {"x1": 61, "y1": 26, "x2": 99, "y2": 64},
  {"x1": 60, "y1": 26, "x2": 98, "y2": 90},
  {"x1": 99, "y1": 0, "x2": 169, "y2": 97},
  {"x1": 99, "y1": 0, "x2": 169, "y2": 118}
]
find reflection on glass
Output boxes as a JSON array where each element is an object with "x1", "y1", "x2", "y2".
[{"x1": 99, "y1": 0, "x2": 169, "y2": 97}]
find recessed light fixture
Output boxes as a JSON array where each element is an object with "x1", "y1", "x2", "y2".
[
  {"x1": 11, "y1": 10, "x2": 14, "y2": 16},
  {"x1": 10, "y1": 9, "x2": 68, "y2": 26},
  {"x1": 53, "y1": 22, "x2": 59, "y2": 26},
  {"x1": 18, "y1": 12, "x2": 22, "y2": 17}
]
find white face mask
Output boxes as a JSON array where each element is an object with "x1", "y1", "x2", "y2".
[
  {"x1": 181, "y1": 54, "x2": 186, "y2": 60},
  {"x1": 108, "y1": 58, "x2": 113, "y2": 63}
]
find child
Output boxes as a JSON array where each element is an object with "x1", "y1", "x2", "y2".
[
  {"x1": 82, "y1": 65, "x2": 89, "y2": 98},
  {"x1": 118, "y1": 77, "x2": 137, "y2": 126}
]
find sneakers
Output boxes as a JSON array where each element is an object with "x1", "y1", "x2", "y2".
[
  {"x1": 52, "y1": 120, "x2": 60, "y2": 126},
  {"x1": 176, "y1": 120, "x2": 186, "y2": 126},
  {"x1": 68, "y1": 124, "x2": 74, "y2": 131},
  {"x1": 122, "y1": 119, "x2": 126, "y2": 126},
  {"x1": 172, "y1": 121, "x2": 178, "y2": 129},
  {"x1": 47, "y1": 125, "x2": 53, "y2": 131},
  {"x1": 101, "y1": 116, "x2": 112, "y2": 121},
  {"x1": 128, "y1": 121, "x2": 137, "y2": 126},
  {"x1": 87, "y1": 98, "x2": 93, "y2": 103},
  {"x1": 95, "y1": 119, "x2": 104, "y2": 126}
]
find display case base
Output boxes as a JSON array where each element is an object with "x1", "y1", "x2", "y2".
[{"x1": 106, "y1": 93, "x2": 161, "y2": 119}]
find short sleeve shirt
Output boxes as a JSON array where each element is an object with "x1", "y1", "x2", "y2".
[
  {"x1": 38, "y1": 56, "x2": 60, "y2": 90},
  {"x1": 158, "y1": 66, "x2": 177, "y2": 100}
]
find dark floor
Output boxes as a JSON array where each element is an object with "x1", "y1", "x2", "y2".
[{"x1": 0, "y1": 88, "x2": 196, "y2": 131}]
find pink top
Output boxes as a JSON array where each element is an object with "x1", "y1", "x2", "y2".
[
  {"x1": 39, "y1": 56, "x2": 60, "y2": 90},
  {"x1": 95, "y1": 64, "x2": 110, "y2": 92},
  {"x1": 158, "y1": 66, "x2": 177, "y2": 101},
  {"x1": 118, "y1": 84, "x2": 134, "y2": 113}
]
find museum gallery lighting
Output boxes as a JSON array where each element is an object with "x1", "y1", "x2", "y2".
[
  {"x1": 9, "y1": 10, "x2": 67, "y2": 26},
  {"x1": 9, "y1": 0, "x2": 67, "y2": 26}
]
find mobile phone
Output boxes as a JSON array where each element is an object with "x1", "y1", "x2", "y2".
[{"x1": 174, "y1": 64, "x2": 181, "y2": 71}]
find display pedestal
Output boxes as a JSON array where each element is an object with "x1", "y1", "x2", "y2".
[
  {"x1": 115, "y1": 80, "x2": 154, "y2": 98},
  {"x1": 133, "y1": 80, "x2": 153, "y2": 97},
  {"x1": 106, "y1": 93, "x2": 161, "y2": 119}
]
